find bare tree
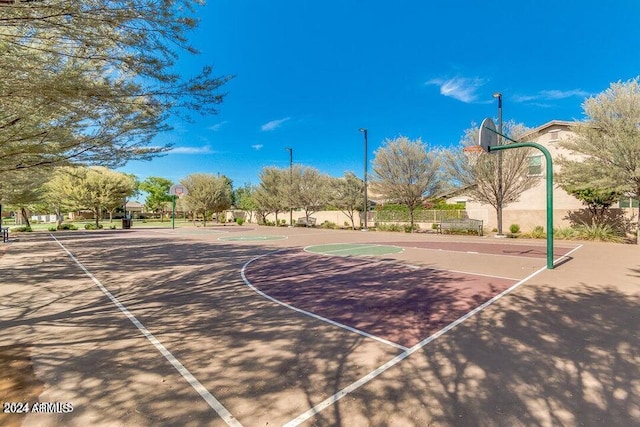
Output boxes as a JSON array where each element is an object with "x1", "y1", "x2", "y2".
[
  {"x1": 443, "y1": 121, "x2": 538, "y2": 231},
  {"x1": 371, "y1": 136, "x2": 441, "y2": 231}
]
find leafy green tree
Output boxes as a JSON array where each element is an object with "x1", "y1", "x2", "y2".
[
  {"x1": 139, "y1": 177, "x2": 173, "y2": 222},
  {"x1": 330, "y1": 172, "x2": 365, "y2": 230},
  {"x1": 43, "y1": 166, "x2": 136, "y2": 227},
  {"x1": 234, "y1": 183, "x2": 258, "y2": 223},
  {"x1": 254, "y1": 167, "x2": 288, "y2": 224},
  {"x1": 0, "y1": 1, "x2": 232, "y2": 173},
  {"x1": 291, "y1": 165, "x2": 331, "y2": 224},
  {"x1": 443, "y1": 121, "x2": 537, "y2": 234},
  {"x1": 82, "y1": 167, "x2": 137, "y2": 226},
  {"x1": 44, "y1": 167, "x2": 88, "y2": 226},
  {"x1": 181, "y1": 174, "x2": 232, "y2": 226},
  {"x1": 372, "y1": 136, "x2": 441, "y2": 231},
  {"x1": 0, "y1": 169, "x2": 50, "y2": 227},
  {"x1": 558, "y1": 77, "x2": 640, "y2": 242}
]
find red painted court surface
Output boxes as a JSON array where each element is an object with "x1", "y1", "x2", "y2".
[{"x1": 244, "y1": 249, "x2": 518, "y2": 348}]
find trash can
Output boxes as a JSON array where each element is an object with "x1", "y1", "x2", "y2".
[{"x1": 122, "y1": 218, "x2": 132, "y2": 229}]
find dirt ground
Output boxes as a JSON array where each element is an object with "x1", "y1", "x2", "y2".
[{"x1": 0, "y1": 226, "x2": 638, "y2": 426}]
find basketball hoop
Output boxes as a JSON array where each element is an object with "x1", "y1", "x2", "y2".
[
  {"x1": 478, "y1": 117, "x2": 498, "y2": 153},
  {"x1": 463, "y1": 145, "x2": 485, "y2": 166},
  {"x1": 169, "y1": 184, "x2": 188, "y2": 199}
]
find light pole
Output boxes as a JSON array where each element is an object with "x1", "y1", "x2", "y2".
[
  {"x1": 285, "y1": 147, "x2": 293, "y2": 226},
  {"x1": 359, "y1": 128, "x2": 368, "y2": 231},
  {"x1": 493, "y1": 92, "x2": 504, "y2": 237}
]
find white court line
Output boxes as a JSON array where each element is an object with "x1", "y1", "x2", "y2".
[
  {"x1": 241, "y1": 250, "x2": 409, "y2": 351},
  {"x1": 404, "y1": 244, "x2": 579, "y2": 261},
  {"x1": 283, "y1": 244, "x2": 584, "y2": 427},
  {"x1": 304, "y1": 244, "x2": 404, "y2": 255},
  {"x1": 50, "y1": 234, "x2": 243, "y2": 427}
]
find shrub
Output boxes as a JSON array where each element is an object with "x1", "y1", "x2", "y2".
[
  {"x1": 492, "y1": 228, "x2": 498, "y2": 233},
  {"x1": 509, "y1": 224, "x2": 521, "y2": 234},
  {"x1": 280, "y1": 219, "x2": 286, "y2": 226},
  {"x1": 11, "y1": 226, "x2": 32, "y2": 232},
  {"x1": 235, "y1": 218, "x2": 244, "y2": 226},
  {"x1": 48, "y1": 226, "x2": 57, "y2": 232},
  {"x1": 404, "y1": 224, "x2": 419, "y2": 233},
  {"x1": 376, "y1": 223, "x2": 403, "y2": 232},
  {"x1": 57, "y1": 223, "x2": 78, "y2": 230},
  {"x1": 554, "y1": 227, "x2": 577, "y2": 240},
  {"x1": 321, "y1": 221, "x2": 337, "y2": 229},
  {"x1": 574, "y1": 223, "x2": 623, "y2": 242},
  {"x1": 109, "y1": 225, "x2": 117, "y2": 230},
  {"x1": 84, "y1": 223, "x2": 104, "y2": 230},
  {"x1": 528, "y1": 226, "x2": 546, "y2": 239}
]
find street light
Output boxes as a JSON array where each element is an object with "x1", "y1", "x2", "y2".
[
  {"x1": 285, "y1": 147, "x2": 293, "y2": 226},
  {"x1": 358, "y1": 128, "x2": 368, "y2": 231},
  {"x1": 492, "y1": 92, "x2": 504, "y2": 237}
]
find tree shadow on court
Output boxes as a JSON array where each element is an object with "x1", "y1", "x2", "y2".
[
  {"x1": 335, "y1": 284, "x2": 640, "y2": 427},
  {"x1": 1, "y1": 234, "x2": 308, "y2": 425}
]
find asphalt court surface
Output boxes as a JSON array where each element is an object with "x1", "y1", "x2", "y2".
[{"x1": 3, "y1": 225, "x2": 636, "y2": 426}]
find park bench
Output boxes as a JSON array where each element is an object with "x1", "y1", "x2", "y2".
[
  {"x1": 296, "y1": 216, "x2": 317, "y2": 227},
  {"x1": 1, "y1": 227, "x2": 8, "y2": 243},
  {"x1": 437, "y1": 218, "x2": 483, "y2": 236}
]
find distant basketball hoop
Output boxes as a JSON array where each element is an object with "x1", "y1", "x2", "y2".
[
  {"x1": 169, "y1": 184, "x2": 188, "y2": 198},
  {"x1": 168, "y1": 184, "x2": 188, "y2": 230}
]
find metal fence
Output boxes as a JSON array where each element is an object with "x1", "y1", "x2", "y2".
[{"x1": 373, "y1": 209, "x2": 467, "y2": 223}]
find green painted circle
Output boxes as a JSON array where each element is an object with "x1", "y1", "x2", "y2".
[
  {"x1": 305, "y1": 243, "x2": 403, "y2": 256},
  {"x1": 218, "y1": 235, "x2": 286, "y2": 241}
]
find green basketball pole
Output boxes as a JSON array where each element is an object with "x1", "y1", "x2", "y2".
[
  {"x1": 489, "y1": 142, "x2": 554, "y2": 269},
  {"x1": 172, "y1": 195, "x2": 176, "y2": 230}
]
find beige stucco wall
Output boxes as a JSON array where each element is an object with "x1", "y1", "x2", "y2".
[{"x1": 446, "y1": 121, "x2": 619, "y2": 231}]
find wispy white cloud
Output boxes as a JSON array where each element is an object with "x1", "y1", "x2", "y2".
[
  {"x1": 426, "y1": 77, "x2": 485, "y2": 103},
  {"x1": 170, "y1": 145, "x2": 215, "y2": 154},
  {"x1": 208, "y1": 121, "x2": 228, "y2": 131},
  {"x1": 251, "y1": 144, "x2": 264, "y2": 150},
  {"x1": 513, "y1": 89, "x2": 590, "y2": 103},
  {"x1": 261, "y1": 117, "x2": 291, "y2": 131}
]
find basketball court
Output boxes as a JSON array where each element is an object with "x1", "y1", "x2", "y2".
[{"x1": 1, "y1": 226, "x2": 638, "y2": 426}]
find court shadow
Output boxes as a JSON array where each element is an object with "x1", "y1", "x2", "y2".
[{"x1": 342, "y1": 284, "x2": 640, "y2": 426}]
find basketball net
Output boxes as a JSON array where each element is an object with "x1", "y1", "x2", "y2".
[{"x1": 463, "y1": 145, "x2": 485, "y2": 166}]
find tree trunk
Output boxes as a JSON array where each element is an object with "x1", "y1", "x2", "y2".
[
  {"x1": 409, "y1": 208, "x2": 415, "y2": 233},
  {"x1": 636, "y1": 203, "x2": 639, "y2": 244},
  {"x1": 203, "y1": 210, "x2": 207, "y2": 227},
  {"x1": 56, "y1": 207, "x2": 63, "y2": 227},
  {"x1": 94, "y1": 208, "x2": 100, "y2": 228},
  {"x1": 21, "y1": 207, "x2": 31, "y2": 228}
]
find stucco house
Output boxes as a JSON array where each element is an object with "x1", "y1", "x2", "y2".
[{"x1": 447, "y1": 120, "x2": 636, "y2": 232}]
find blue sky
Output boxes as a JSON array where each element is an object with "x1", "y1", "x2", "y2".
[{"x1": 121, "y1": 0, "x2": 640, "y2": 189}]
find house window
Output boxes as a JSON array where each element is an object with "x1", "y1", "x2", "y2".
[
  {"x1": 549, "y1": 131, "x2": 559, "y2": 141},
  {"x1": 619, "y1": 197, "x2": 639, "y2": 208},
  {"x1": 528, "y1": 155, "x2": 543, "y2": 176}
]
